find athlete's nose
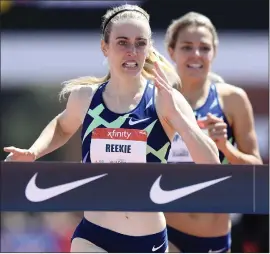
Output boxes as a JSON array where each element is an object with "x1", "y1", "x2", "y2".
[
  {"x1": 192, "y1": 48, "x2": 202, "y2": 57},
  {"x1": 127, "y1": 45, "x2": 137, "y2": 56}
]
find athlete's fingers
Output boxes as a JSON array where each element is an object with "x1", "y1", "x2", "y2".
[
  {"x1": 154, "y1": 77, "x2": 166, "y2": 91},
  {"x1": 3, "y1": 146, "x2": 19, "y2": 153},
  {"x1": 154, "y1": 62, "x2": 167, "y2": 80},
  {"x1": 207, "y1": 113, "x2": 224, "y2": 122},
  {"x1": 200, "y1": 114, "x2": 224, "y2": 126},
  {"x1": 209, "y1": 128, "x2": 228, "y2": 137},
  {"x1": 207, "y1": 122, "x2": 227, "y2": 132},
  {"x1": 208, "y1": 127, "x2": 227, "y2": 137},
  {"x1": 211, "y1": 134, "x2": 228, "y2": 141},
  {"x1": 200, "y1": 119, "x2": 226, "y2": 128},
  {"x1": 207, "y1": 122, "x2": 227, "y2": 128},
  {"x1": 154, "y1": 62, "x2": 171, "y2": 89},
  {"x1": 197, "y1": 119, "x2": 208, "y2": 129},
  {"x1": 152, "y1": 68, "x2": 167, "y2": 87},
  {"x1": 209, "y1": 129, "x2": 227, "y2": 137}
]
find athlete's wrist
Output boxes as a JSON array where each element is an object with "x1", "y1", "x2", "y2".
[
  {"x1": 28, "y1": 148, "x2": 38, "y2": 161},
  {"x1": 218, "y1": 140, "x2": 232, "y2": 154},
  {"x1": 219, "y1": 141, "x2": 242, "y2": 163}
]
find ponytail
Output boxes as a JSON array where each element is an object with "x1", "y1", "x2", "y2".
[
  {"x1": 59, "y1": 73, "x2": 111, "y2": 99},
  {"x1": 143, "y1": 47, "x2": 181, "y2": 89}
]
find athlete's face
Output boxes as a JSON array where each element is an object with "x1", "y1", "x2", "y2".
[
  {"x1": 102, "y1": 19, "x2": 151, "y2": 78},
  {"x1": 169, "y1": 25, "x2": 215, "y2": 82}
]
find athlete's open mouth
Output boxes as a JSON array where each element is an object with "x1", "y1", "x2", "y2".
[
  {"x1": 187, "y1": 63, "x2": 203, "y2": 69},
  {"x1": 122, "y1": 61, "x2": 138, "y2": 69}
]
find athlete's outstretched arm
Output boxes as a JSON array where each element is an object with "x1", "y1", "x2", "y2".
[
  {"x1": 4, "y1": 86, "x2": 91, "y2": 161},
  {"x1": 170, "y1": 89, "x2": 220, "y2": 164},
  {"x1": 220, "y1": 87, "x2": 262, "y2": 165}
]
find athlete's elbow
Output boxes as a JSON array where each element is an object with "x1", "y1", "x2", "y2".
[
  {"x1": 201, "y1": 154, "x2": 220, "y2": 165},
  {"x1": 254, "y1": 153, "x2": 263, "y2": 165},
  {"x1": 250, "y1": 155, "x2": 263, "y2": 165},
  {"x1": 193, "y1": 153, "x2": 220, "y2": 164},
  {"x1": 192, "y1": 147, "x2": 220, "y2": 164},
  {"x1": 210, "y1": 153, "x2": 221, "y2": 164},
  {"x1": 55, "y1": 115, "x2": 74, "y2": 141}
]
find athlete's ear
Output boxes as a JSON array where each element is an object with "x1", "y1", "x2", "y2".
[
  {"x1": 168, "y1": 47, "x2": 175, "y2": 62},
  {"x1": 101, "y1": 40, "x2": 109, "y2": 57},
  {"x1": 212, "y1": 48, "x2": 217, "y2": 60}
]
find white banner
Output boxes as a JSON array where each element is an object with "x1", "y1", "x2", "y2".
[{"x1": 1, "y1": 31, "x2": 268, "y2": 87}]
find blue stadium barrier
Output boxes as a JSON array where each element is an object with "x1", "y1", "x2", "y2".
[{"x1": 1, "y1": 162, "x2": 268, "y2": 214}]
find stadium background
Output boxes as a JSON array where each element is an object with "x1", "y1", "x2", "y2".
[{"x1": 1, "y1": 0, "x2": 269, "y2": 252}]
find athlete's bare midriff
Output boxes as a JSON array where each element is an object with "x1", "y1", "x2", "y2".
[
  {"x1": 81, "y1": 82, "x2": 169, "y2": 237},
  {"x1": 166, "y1": 212, "x2": 231, "y2": 237},
  {"x1": 84, "y1": 211, "x2": 166, "y2": 236}
]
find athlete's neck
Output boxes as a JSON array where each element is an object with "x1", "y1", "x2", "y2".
[
  {"x1": 105, "y1": 75, "x2": 146, "y2": 98},
  {"x1": 179, "y1": 77, "x2": 211, "y2": 108}
]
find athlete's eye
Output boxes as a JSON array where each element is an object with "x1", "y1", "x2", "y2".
[
  {"x1": 118, "y1": 40, "x2": 128, "y2": 46},
  {"x1": 181, "y1": 46, "x2": 192, "y2": 51},
  {"x1": 201, "y1": 46, "x2": 211, "y2": 52},
  {"x1": 136, "y1": 41, "x2": 147, "y2": 47}
]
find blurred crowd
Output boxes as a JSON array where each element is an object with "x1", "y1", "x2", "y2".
[
  {"x1": 1, "y1": 212, "x2": 81, "y2": 252},
  {"x1": 1, "y1": 212, "x2": 269, "y2": 252}
]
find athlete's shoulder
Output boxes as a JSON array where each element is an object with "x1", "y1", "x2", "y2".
[
  {"x1": 67, "y1": 83, "x2": 102, "y2": 106},
  {"x1": 65, "y1": 84, "x2": 101, "y2": 123},
  {"x1": 68, "y1": 83, "x2": 100, "y2": 98},
  {"x1": 215, "y1": 82, "x2": 251, "y2": 114},
  {"x1": 215, "y1": 82, "x2": 248, "y2": 99}
]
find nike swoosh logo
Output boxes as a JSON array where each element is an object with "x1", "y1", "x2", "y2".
[
  {"x1": 209, "y1": 247, "x2": 227, "y2": 253},
  {"x1": 129, "y1": 117, "x2": 150, "y2": 125},
  {"x1": 25, "y1": 173, "x2": 107, "y2": 202},
  {"x1": 150, "y1": 176, "x2": 231, "y2": 204},
  {"x1": 152, "y1": 241, "x2": 165, "y2": 252}
]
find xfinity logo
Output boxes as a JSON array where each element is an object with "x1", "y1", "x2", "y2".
[
  {"x1": 150, "y1": 175, "x2": 232, "y2": 204},
  {"x1": 108, "y1": 129, "x2": 131, "y2": 139}
]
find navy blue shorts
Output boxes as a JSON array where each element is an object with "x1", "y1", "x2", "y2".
[
  {"x1": 72, "y1": 217, "x2": 168, "y2": 253},
  {"x1": 167, "y1": 225, "x2": 231, "y2": 253}
]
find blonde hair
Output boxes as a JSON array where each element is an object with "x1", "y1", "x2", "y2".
[
  {"x1": 165, "y1": 11, "x2": 219, "y2": 51},
  {"x1": 165, "y1": 12, "x2": 223, "y2": 86},
  {"x1": 60, "y1": 4, "x2": 180, "y2": 99}
]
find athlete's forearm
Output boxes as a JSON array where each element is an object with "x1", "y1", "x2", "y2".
[
  {"x1": 170, "y1": 109, "x2": 220, "y2": 164},
  {"x1": 221, "y1": 142, "x2": 263, "y2": 165},
  {"x1": 29, "y1": 115, "x2": 72, "y2": 160}
]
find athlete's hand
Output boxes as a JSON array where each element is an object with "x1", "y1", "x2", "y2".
[
  {"x1": 153, "y1": 62, "x2": 178, "y2": 120},
  {"x1": 3, "y1": 146, "x2": 36, "y2": 162},
  {"x1": 200, "y1": 113, "x2": 228, "y2": 151}
]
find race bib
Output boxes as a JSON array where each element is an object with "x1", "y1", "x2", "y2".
[
  {"x1": 168, "y1": 117, "x2": 213, "y2": 163},
  {"x1": 168, "y1": 133, "x2": 193, "y2": 162},
  {"x1": 90, "y1": 128, "x2": 147, "y2": 163}
]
